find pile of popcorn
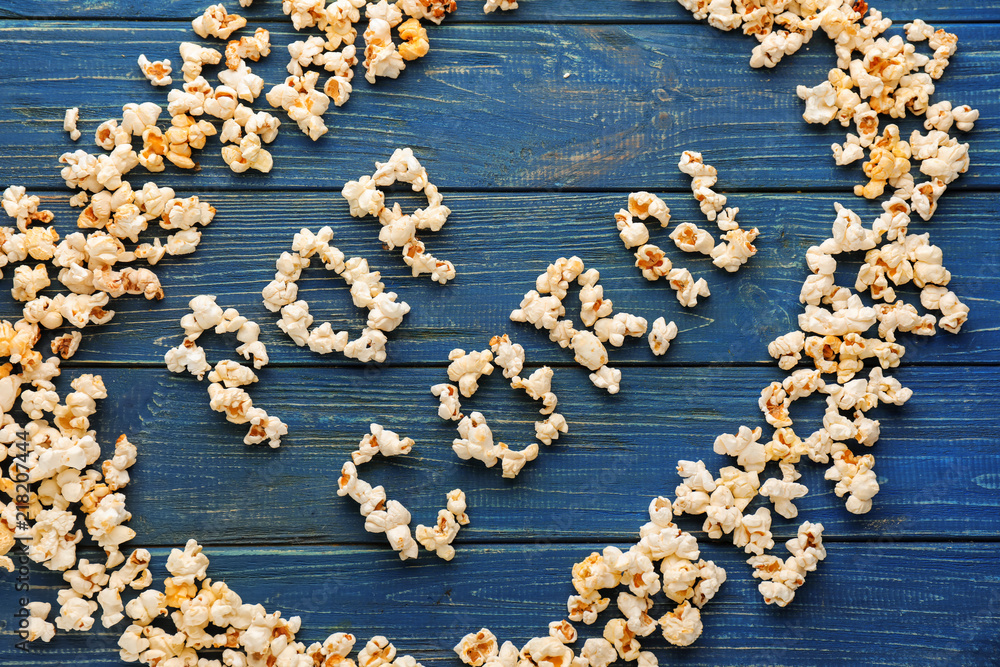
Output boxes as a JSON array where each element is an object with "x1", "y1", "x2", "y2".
[
  {"x1": 674, "y1": 1, "x2": 972, "y2": 517},
  {"x1": 452, "y1": 497, "x2": 747, "y2": 663},
  {"x1": 431, "y1": 334, "x2": 568, "y2": 479},
  {"x1": 511, "y1": 256, "x2": 678, "y2": 395},
  {"x1": 677, "y1": 1, "x2": 979, "y2": 218},
  {"x1": 341, "y1": 148, "x2": 456, "y2": 284},
  {"x1": 164, "y1": 295, "x2": 288, "y2": 447},
  {"x1": 337, "y1": 423, "x2": 470, "y2": 560},
  {"x1": 262, "y1": 225, "x2": 411, "y2": 362}
]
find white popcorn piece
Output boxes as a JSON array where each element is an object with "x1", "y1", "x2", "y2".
[
  {"x1": 714, "y1": 425, "x2": 765, "y2": 474},
  {"x1": 534, "y1": 413, "x2": 567, "y2": 446},
  {"x1": 628, "y1": 191, "x2": 671, "y2": 226},
  {"x1": 363, "y1": 18, "x2": 405, "y2": 84},
  {"x1": 192, "y1": 4, "x2": 247, "y2": 39},
  {"x1": 64, "y1": 107, "x2": 81, "y2": 141},
  {"x1": 594, "y1": 312, "x2": 646, "y2": 348},
  {"x1": 447, "y1": 348, "x2": 495, "y2": 398},
  {"x1": 221, "y1": 132, "x2": 274, "y2": 173},
  {"x1": 3, "y1": 185, "x2": 55, "y2": 231},
  {"x1": 579, "y1": 281, "x2": 613, "y2": 327},
  {"x1": 615, "y1": 208, "x2": 649, "y2": 249},
  {"x1": 658, "y1": 601, "x2": 702, "y2": 647},
  {"x1": 454, "y1": 629, "x2": 498, "y2": 666},
  {"x1": 669, "y1": 222, "x2": 715, "y2": 255},
  {"x1": 511, "y1": 290, "x2": 565, "y2": 331},
  {"x1": 179, "y1": 42, "x2": 222, "y2": 82},
  {"x1": 137, "y1": 54, "x2": 173, "y2": 86},
  {"x1": 352, "y1": 423, "x2": 414, "y2": 465},
  {"x1": 226, "y1": 27, "x2": 271, "y2": 68},
  {"x1": 667, "y1": 268, "x2": 710, "y2": 308},
  {"x1": 483, "y1": 0, "x2": 517, "y2": 13},
  {"x1": 647, "y1": 317, "x2": 677, "y2": 356},
  {"x1": 55, "y1": 592, "x2": 98, "y2": 632},
  {"x1": 397, "y1": 0, "x2": 455, "y2": 24},
  {"x1": 759, "y1": 477, "x2": 809, "y2": 519},
  {"x1": 711, "y1": 226, "x2": 759, "y2": 272},
  {"x1": 22, "y1": 601, "x2": 56, "y2": 642},
  {"x1": 589, "y1": 365, "x2": 621, "y2": 395},
  {"x1": 489, "y1": 334, "x2": 525, "y2": 379},
  {"x1": 511, "y1": 366, "x2": 558, "y2": 414},
  {"x1": 164, "y1": 338, "x2": 212, "y2": 380}
]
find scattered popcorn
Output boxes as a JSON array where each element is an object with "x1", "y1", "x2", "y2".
[
  {"x1": 342, "y1": 149, "x2": 456, "y2": 282},
  {"x1": 678, "y1": 151, "x2": 726, "y2": 221}
]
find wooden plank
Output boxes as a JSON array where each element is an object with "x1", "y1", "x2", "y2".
[
  {"x1": 35, "y1": 364, "x2": 995, "y2": 545},
  {"x1": 3, "y1": 0, "x2": 1000, "y2": 22},
  {"x1": 5, "y1": 191, "x2": 997, "y2": 366},
  {"x1": 1, "y1": 22, "x2": 998, "y2": 191},
  {"x1": 2, "y1": 542, "x2": 998, "y2": 665}
]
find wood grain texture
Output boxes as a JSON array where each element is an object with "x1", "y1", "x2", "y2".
[
  {"x1": 3, "y1": 0, "x2": 1000, "y2": 22},
  {"x1": 2, "y1": 543, "x2": 998, "y2": 666},
  {"x1": 0, "y1": 22, "x2": 997, "y2": 191},
  {"x1": 41, "y1": 364, "x2": 995, "y2": 545},
  {"x1": 1, "y1": 2, "x2": 998, "y2": 664},
  {"x1": 7, "y1": 191, "x2": 999, "y2": 366}
]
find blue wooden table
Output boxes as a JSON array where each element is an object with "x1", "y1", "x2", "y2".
[{"x1": 1, "y1": 1, "x2": 999, "y2": 665}]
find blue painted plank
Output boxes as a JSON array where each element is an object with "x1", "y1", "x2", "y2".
[
  {"x1": 1, "y1": 542, "x2": 998, "y2": 665},
  {"x1": 35, "y1": 364, "x2": 994, "y2": 545},
  {"x1": 5, "y1": 191, "x2": 997, "y2": 366},
  {"x1": 2, "y1": 0, "x2": 999, "y2": 22},
  {"x1": 0, "y1": 22, "x2": 997, "y2": 191}
]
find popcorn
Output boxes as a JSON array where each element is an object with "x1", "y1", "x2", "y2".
[
  {"x1": 667, "y1": 268, "x2": 710, "y2": 308},
  {"x1": 3, "y1": 185, "x2": 54, "y2": 232},
  {"x1": 447, "y1": 348, "x2": 494, "y2": 398},
  {"x1": 649, "y1": 317, "x2": 677, "y2": 356},
  {"x1": 669, "y1": 222, "x2": 714, "y2": 255},
  {"x1": 137, "y1": 54, "x2": 173, "y2": 86},
  {"x1": 658, "y1": 601, "x2": 702, "y2": 647},
  {"x1": 363, "y1": 18, "x2": 405, "y2": 84},
  {"x1": 221, "y1": 132, "x2": 274, "y2": 173},
  {"x1": 226, "y1": 27, "x2": 271, "y2": 68},
  {"x1": 64, "y1": 107, "x2": 81, "y2": 141},
  {"x1": 192, "y1": 4, "x2": 247, "y2": 39},
  {"x1": 511, "y1": 290, "x2": 564, "y2": 330},
  {"x1": 711, "y1": 226, "x2": 759, "y2": 272},
  {"x1": 759, "y1": 477, "x2": 809, "y2": 519},
  {"x1": 615, "y1": 209, "x2": 649, "y2": 249},
  {"x1": 21, "y1": 601, "x2": 56, "y2": 643},
  {"x1": 398, "y1": 19, "x2": 430, "y2": 61},
  {"x1": 678, "y1": 150, "x2": 726, "y2": 221},
  {"x1": 55, "y1": 593, "x2": 98, "y2": 632},
  {"x1": 483, "y1": 0, "x2": 517, "y2": 12},
  {"x1": 397, "y1": 0, "x2": 455, "y2": 24},
  {"x1": 628, "y1": 191, "x2": 671, "y2": 226},
  {"x1": 489, "y1": 334, "x2": 524, "y2": 379},
  {"x1": 454, "y1": 629, "x2": 498, "y2": 666},
  {"x1": 179, "y1": 42, "x2": 222, "y2": 82},
  {"x1": 534, "y1": 413, "x2": 567, "y2": 446},
  {"x1": 633, "y1": 244, "x2": 671, "y2": 281}
]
